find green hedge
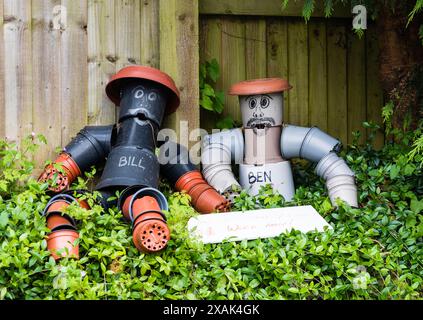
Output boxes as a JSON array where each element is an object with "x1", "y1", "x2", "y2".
[{"x1": 0, "y1": 123, "x2": 422, "y2": 300}]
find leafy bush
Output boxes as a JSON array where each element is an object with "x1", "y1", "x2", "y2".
[{"x1": 0, "y1": 122, "x2": 422, "y2": 300}]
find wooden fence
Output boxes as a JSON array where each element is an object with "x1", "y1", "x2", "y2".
[
  {"x1": 199, "y1": 2, "x2": 384, "y2": 147},
  {"x1": 0, "y1": 0, "x2": 384, "y2": 170}
]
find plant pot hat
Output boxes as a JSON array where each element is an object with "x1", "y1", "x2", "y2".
[
  {"x1": 106, "y1": 65, "x2": 180, "y2": 115},
  {"x1": 228, "y1": 78, "x2": 292, "y2": 96}
]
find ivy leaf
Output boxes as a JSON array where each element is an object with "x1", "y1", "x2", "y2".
[
  {"x1": 410, "y1": 199, "x2": 423, "y2": 214},
  {"x1": 216, "y1": 116, "x2": 234, "y2": 130},
  {"x1": 200, "y1": 95, "x2": 214, "y2": 111},
  {"x1": 202, "y1": 84, "x2": 215, "y2": 97},
  {"x1": 0, "y1": 212, "x2": 9, "y2": 228},
  {"x1": 390, "y1": 165, "x2": 400, "y2": 180},
  {"x1": 207, "y1": 59, "x2": 220, "y2": 83}
]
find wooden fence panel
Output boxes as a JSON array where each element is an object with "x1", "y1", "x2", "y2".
[
  {"x1": 266, "y1": 19, "x2": 288, "y2": 123},
  {"x1": 287, "y1": 20, "x2": 308, "y2": 126},
  {"x1": 308, "y1": 20, "x2": 328, "y2": 131},
  {"x1": 0, "y1": 1, "x2": 3, "y2": 139},
  {"x1": 199, "y1": 15, "x2": 381, "y2": 147},
  {"x1": 327, "y1": 20, "x2": 348, "y2": 144},
  {"x1": 32, "y1": 0, "x2": 62, "y2": 165},
  {"x1": 0, "y1": 1, "x2": 384, "y2": 168},
  {"x1": 60, "y1": 0, "x2": 88, "y2": 148},
  {"x1": 3, "y1": 0, "x2": 32, "y2": 145},
  {"x1": 87, "y1": 0, "x2": 116, "y2": 125}
]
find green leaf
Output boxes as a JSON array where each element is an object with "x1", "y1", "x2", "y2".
[
  {"x1": 410, "y1": 199, "x2": 423, "y2": 214},
  {"x1": 200, "y1": 95, "x2": 214, "y2": 111},
  {"x1": 207, "y1": 59, "x2": 220, "y2": 82},
  {"x1": 390, "y1": 165, "x2": 400, "y2": 180},
  {"x1": 0, "y1": 212, "x2": 9, "y2": 228}
]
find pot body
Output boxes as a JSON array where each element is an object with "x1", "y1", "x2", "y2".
[
  {"x1": 243, "y1": 126, "x2": 283, "y2": 164},
  {"x1": 239, "y1": 161, "x2": 295, "y2": 201},
  {"x1": 96, "y1": 146, "x2": 159, "y2": 190}
]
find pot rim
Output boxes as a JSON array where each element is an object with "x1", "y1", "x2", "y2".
[
  {"x1": 106, "y1": 65, "x2": 180, "y2": 115},
  {"x1": 229, "y1": 78, "x2": 292, "y2": 95}
]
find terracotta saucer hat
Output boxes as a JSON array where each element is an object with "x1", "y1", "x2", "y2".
[
  {"x1": 229, "y1": 78, "x2": 292, "y2": 96},
  {"x1": 106, "y1": 65, "x2": 180, "y2": 115}
]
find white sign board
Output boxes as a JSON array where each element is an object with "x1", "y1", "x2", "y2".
[{"x1": 187, "y1": 205, "x2": 332, "y2": 244}]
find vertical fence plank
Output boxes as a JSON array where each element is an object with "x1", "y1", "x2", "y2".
[
  {"x1": 366, "y1": 23, "x2": 384, "y2": 148},
  {"x1": 115, "y1": 0, "x2": 141, "y2": 120},
  {"x1": 200, "y1": 17, "x2": 222, "y2": 132},
  {"x1": 245, "y1": 19, "x2": 266, "y2": 79},
  {"x1": 308, "y1": 20, "x2": 327, "y2": 131},
  {"x1": 140, "y1": 0, "x2": 159, "y2": 68},
  {"x1": 115, "y1": 0, "x2": 141, "y2": 69},
  {"x1": 287, "y1": 20, "x2": 308, "y2": 126},
  {"x1": 88, "y1": 0, "x2": 116, "y2": 125},
  {"x1": 0, "y1": 0, "x2": 4, "y2": 138},
  {"x1": 3, "y1": 0, "x2": 32, "y2": 144},
  {"x1": 220, "y1": 17, "x2": 245, "y2": 124},
  {"x1": 60, "y1": 0, "x2": 88, "y2": 147},
  {"x1": 266, "y1": 18, "x2": 289, "y2": 123},
  {"x1": 32, "y1": 0, "x2": 62, "y2": 166},
  {"x1": 347, "y1": 33, "x2": 367, "y2": 145},
  {"x1": 327, "y1": 21, "x2": 348, "y2": 144},
  {"x1": 160, "y1": 0, "x2": 199, "y2": 147}
]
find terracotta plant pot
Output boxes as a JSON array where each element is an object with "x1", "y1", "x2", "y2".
[
  {"x1": 38, "y1": 153, "x2": 81, "y2": 193},
  {"x1": 47, "y1": 229, "x2": 79, "y2": 260},
  {"x1": 106, "y1": 65, "x2": 180, "y2": 115},
  {"x1": 175, "y1": 171, "x2": 230, "y2": 213},
  {"x1": 46, "y1": 212, "x2": 76, "y2": 231},
  {"x1": 132, "y1": 215, "x2": 170, "y2": 253}
]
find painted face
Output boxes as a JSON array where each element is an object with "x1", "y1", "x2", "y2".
[
  {"x1": 119, "y1": 80, "x2": 167, "y2": 127},
  {"x1": 239, "y1": 93, "x2": 283, "y2": 129}
]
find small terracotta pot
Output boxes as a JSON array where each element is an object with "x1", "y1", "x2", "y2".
[
  {"x1": 176, "y1": 171, "x2": 230, "y2": 213},
  {"x1": 106, "y1": 65, "x2": 180, "y2": 115},
  {"x1": 47, "y1": 229, "x2": 79, "y2": 260},
  {"x1": 121, "y1": 194, "x2": 134, "y2": 221},
  {"x1": 132, "y1": 196, "x2": 161, "y2": 221},
  {"x1": 38, "y1": 153, "x2": 81, "y2": 193},
  {"x1": 46, "y1": 200, "x2": 70, "y2": 214},
  {"x1": 175, "y1": 170, "x2": 204, "y2": 193},
  {"x1": 46, "y1": 212, "x2": 76, "y2": 231},
  {"x1": 132, "y1": 214, "x2": 170, "y2": 253},
  {"x1": 229, "y1": 78, "x2": 292, "y2": 96}
]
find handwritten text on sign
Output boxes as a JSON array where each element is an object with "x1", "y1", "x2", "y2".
[{"x1": 187, "y1": 205, "x2": 332, "y2": 244}]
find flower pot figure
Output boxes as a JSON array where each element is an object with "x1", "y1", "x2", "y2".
[
  {"x1": 201, "y1": 78, "x2": 358, "y2": 208},
  {"x1": 39, "y1": 65, "x2": 229, "y2": 259}
]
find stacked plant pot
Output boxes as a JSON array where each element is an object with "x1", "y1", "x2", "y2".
[
  {"x1": 230, "y1": 78, "x2": 296, "y2": 201},
  {"x1": 95, "y1": 65, "x2": 180, "y2": 253},
  {"x1": 43, "y1": 191, "x2": 89, "y2": 260},
  {"x1": 159, "y1": 141, "x2": 230, "y2": 213}
]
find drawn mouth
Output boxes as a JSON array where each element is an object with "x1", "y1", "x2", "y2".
[{"x1": 246, "y1": 118, "x2": 275, "y2": 129}]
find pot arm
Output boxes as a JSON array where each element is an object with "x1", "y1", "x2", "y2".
[
  {"x1": 38, "y1": 125, "x2": 115, "y2": 193},
  {"x1": 280, "y1": 124, "x2": 357, "y2": 207},
  {"x1": 201, "y1": 129, "x2": 244, "y2": 198},
  {"x1": 159, "y1": 141, "x2": 229, "y2": 213}
]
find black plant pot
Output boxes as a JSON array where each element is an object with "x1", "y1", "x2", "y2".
[
  {"x1": 64, "y1": 125, "x2": 115, "y2": 172},
  {"x1": 159, "y1": 141, "x2": 198, "y2": 186},
  {"x1": 117, "y1": 79, "x2": 168, "y2": 127},
  {"x1": 95, "y1": 146, "x2": 160, "y2": 190},
  {"x1": 114, "y1": 117, "x2": 157, "y2": 150}
]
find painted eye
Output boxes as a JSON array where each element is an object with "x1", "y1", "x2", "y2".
[
  {"x1": 148, "y1": 92, "x2": 157, "y2": 101},
  {"x1": 249, "y1": 98, "x2": 257, "y2": 109},
  {"x1": 260, "y1": 96, "x2": 270, "y2": 108},
  {"x1": 134, "y1": 89, "x2": 144, "y2": 99}
]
